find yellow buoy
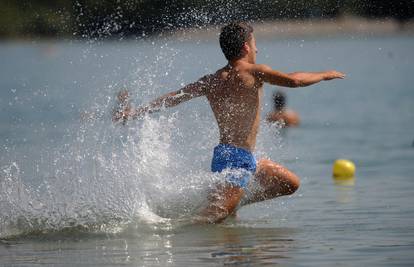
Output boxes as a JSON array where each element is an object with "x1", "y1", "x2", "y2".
[{"x1": 333, "y1": 159, "x2": 355, "y2": 179}]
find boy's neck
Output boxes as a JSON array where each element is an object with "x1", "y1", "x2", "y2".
[{"x1": 228, "y1": 56, "x2": 252, "y2": 67}]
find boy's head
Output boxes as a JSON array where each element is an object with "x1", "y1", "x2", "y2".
[
  {"x1": 273, "y1": 91, "x2": 286, "y2": 111},
  {"x1": 219, "y1": 22, "x2": 256, "y2": 62}
]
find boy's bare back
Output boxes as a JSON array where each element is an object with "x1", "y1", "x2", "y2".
[{"x1": 204, "y1": 62, "x2": 264, "y2": 151}]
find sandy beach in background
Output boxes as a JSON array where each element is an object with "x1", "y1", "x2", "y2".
[
  {"x1": 1, "y1": 17, "x2": 413, "y2": 42},
  {"x1": 171, "y1": 17, "x2": 414, "y2": 40}
]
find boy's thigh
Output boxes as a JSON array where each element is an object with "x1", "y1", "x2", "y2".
[{"x1": 241, "y1": 158, "x2": 300, "y2": 206}]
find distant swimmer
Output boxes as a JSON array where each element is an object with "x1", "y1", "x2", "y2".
[
  {"x1": 266, "y1": 91, "x2": 300, "y2": 127},
  {"x1": 113, "y1": 22, "x2": 345, "y2": 223}
]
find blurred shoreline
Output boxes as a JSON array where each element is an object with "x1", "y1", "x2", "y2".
[
  {"x1": 172, "y1": 17, "x2": 414, "y2": 41},
  {"x1": 1, "y1": 17, "x2": 414, "y2": 42}
]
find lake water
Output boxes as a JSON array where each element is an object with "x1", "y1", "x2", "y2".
[{"x1": 0, "y1": 33, "x2": 414, "y2": 266}]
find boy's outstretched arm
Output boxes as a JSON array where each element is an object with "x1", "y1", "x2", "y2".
[
  {"x1": 112, "y1": 75, "x2": 210, "y2": 123},
  {"x1": 254, "y1": 64, "x2": 345, "y2": 88}
]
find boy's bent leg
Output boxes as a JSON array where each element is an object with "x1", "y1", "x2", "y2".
[
  {"x1": 242, "y1": 159, "x2": 300, "y2": 205},
  {"x1": 198, "y1": 184, "x2": 244, "y2": 223}
]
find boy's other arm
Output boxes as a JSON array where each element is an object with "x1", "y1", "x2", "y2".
[
  {"x1": 254, "y1": 64, "x2": 345, "y2": 88},
  {"x1": 113, "y1": 76, "x2": 210, "y2": 122}
]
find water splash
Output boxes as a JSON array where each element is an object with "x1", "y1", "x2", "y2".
[
  {"x1": 1, "y1": 108, "x2": 223, "y2": 239},
  {"x1": 0, "y1": 40, "x2": 215, "y2": 237},
  {"x1": 0, "y1": 2, "x2": 290, "y2": 239}
]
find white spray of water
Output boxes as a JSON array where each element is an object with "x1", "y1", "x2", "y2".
[
  {"x1": 0, "y1": 1, "x2": 291, "y2": 238},
  {"x1": 1, "y1": 109, "x2": 224, "y2": 239}
]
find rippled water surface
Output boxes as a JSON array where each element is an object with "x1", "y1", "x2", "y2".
[{"x1": 1, "y1": 34, "x2": 414, "y2": 266}]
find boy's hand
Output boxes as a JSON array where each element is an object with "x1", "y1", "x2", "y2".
[
  {"x1": 112, "y1": 90, "x2": 131, "y2": 124},
  {"x1": 112, "y1": 106, "x2": 132, "y2": 124},
  {"x1": 324, "y1": 70, "x2": 345, "y2": 80},
  {"x1": 113, "y1": 107, "x2": 149, "y2": 123}
]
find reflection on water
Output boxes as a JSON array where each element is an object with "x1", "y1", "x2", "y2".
[
  {"x1": 0, "y1": 225, "x2": 297, "y2": 266},
  {"x1": 334, "y1": 180, "x2": 355, "y2": 204},
  {"x1": 333, "y1": 177, "x2": 355, "y2": 203}
]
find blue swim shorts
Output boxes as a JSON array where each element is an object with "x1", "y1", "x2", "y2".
[{"x1": 211, "y1": 144, "x2": 257, "y2": 188}]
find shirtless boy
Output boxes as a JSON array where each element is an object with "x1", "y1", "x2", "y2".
[{"x1": 113, "y1": 22, "x2": 345, "y2": 223}]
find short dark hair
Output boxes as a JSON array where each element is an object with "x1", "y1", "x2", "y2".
[
  {"x1": 273, "y1": 91, "x2": 286, "y2": 111},
  {"x1": 219, "y1": 22, "x2": 254, "y2": 61}
]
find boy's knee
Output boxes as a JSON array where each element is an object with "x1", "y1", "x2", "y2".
[
  {"x1": 273, "y1": 168, "x2": 300, "y2": 196},
  {"x1": 261, "y1": 160, "x2": 300, "y2": 193},
  {"x1": 285, "y1": 176, "x2": 300, "y2": 195}
]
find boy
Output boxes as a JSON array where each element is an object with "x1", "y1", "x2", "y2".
[{"x1": 113, "y1": 22, "x2": 344, "y2": 222}]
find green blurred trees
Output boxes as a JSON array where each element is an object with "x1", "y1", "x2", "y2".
[
  {"x1": 0, "y1": 0, "x2": 71, "y2": 37},
  {"x1": 0, "y1": 0, "x2": 413, "y2": 38}
]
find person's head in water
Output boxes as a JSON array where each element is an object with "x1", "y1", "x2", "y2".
[
  {"x1": 273, "y1": 91, "x2": 286, "y2": 112},
  {"x1": 219, "y1": 22, "x2": 256, "y2": 63}
]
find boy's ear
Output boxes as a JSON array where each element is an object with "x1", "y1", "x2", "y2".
[{"x1": 242, "y1": 42, "x2": 250, "y2": 55}]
